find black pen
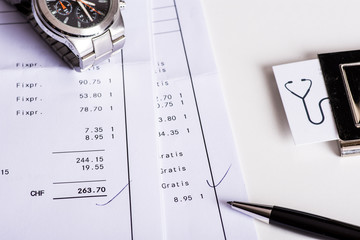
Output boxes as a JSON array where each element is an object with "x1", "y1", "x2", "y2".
[{"x1": 227, "y1": 201, "x2": 360, "y2": 240}]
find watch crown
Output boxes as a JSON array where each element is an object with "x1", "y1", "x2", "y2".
[{"x1": 119, "y1": 0, "x2": 126, "y2": 9}]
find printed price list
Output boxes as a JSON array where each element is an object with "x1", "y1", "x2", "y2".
[
  {"x1": 0, "y1": 63, "x2": 134, "y2": 239},
  {"x1": 153, "y1": 1, "x2": 227, "y2": 239}
]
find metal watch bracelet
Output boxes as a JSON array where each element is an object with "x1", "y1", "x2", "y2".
[
  {"x1": 28, "y1": 12, "x2": 125, "y2": 71},
  {"x1": 7, "y1": 0, "x2": 125, "y2": 71}
]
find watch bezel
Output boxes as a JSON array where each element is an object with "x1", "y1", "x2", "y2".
[{"x1": 34, "y1": 0, "x2": 118, "y2": 37}]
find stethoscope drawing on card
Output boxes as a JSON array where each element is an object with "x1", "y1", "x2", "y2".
[{"x1": 284, "y1": 78, "x2": 329, "y2": 125}]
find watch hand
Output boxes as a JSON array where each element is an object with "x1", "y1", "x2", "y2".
[
  {"x1": 78, "y1": 0, "x2": 104, "y2": 15},
  {"x1": 78, "y1": 1, "x2": 93, "y2": 21},
  {"x1": 59, "y1": 0, "x2": 67, "y2": 9},
  {"x1": 71, "y1": 0, "x2": 95, "y2": 5},
  {"x1": 81, "y1": 0, "x2": 95, "y2": 6}
]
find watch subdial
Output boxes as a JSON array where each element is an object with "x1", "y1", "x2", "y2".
[
  {"x1": 76, "y1": 6, "x2": 97, "y2": 23},
  {"x1": 55, "y1": 0, "x2": 73, "y2": 16}
]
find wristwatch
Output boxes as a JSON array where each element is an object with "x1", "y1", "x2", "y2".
[{"x1": 7, "y1": 0, "x2": 125, "y2": 71}]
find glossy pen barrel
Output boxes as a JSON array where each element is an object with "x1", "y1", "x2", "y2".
[{"x1": 270, "y1": 206, "x2": 360, "y2": 240}]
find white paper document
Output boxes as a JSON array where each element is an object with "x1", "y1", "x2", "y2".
[
  {"x1": 0, "y1": 0, "x2": 257, "y2": 239},
  {"x1": 273, "y1": 59, "x2": 338, "y2": 145},
  {"x1": 152, "y1": 0, "x2": 257, "y2": 239},
  {"x1": 0, "y1": 1, "x2": 163, "y2": 239}
]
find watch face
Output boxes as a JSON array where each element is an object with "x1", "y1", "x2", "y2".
[{"x1": 45, "y1": 0, "x2": 111, "y2": 28}]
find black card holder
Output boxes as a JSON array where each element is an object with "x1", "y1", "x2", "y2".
[{"x1": 319, "y1": 50, "x2": 360, "y2": 156}]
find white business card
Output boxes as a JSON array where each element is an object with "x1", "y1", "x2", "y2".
[{"x1": 273, "y1": 59, "x2": 338, "y2": 145}]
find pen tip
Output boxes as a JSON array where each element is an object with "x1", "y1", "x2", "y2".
[{"x1": 227, "y1": 201, "x2": 233, "y2": 205}]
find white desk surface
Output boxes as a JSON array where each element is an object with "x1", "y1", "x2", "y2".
[{"x1": 201, "y1": 0, "x2": 360, "y2": 239}]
